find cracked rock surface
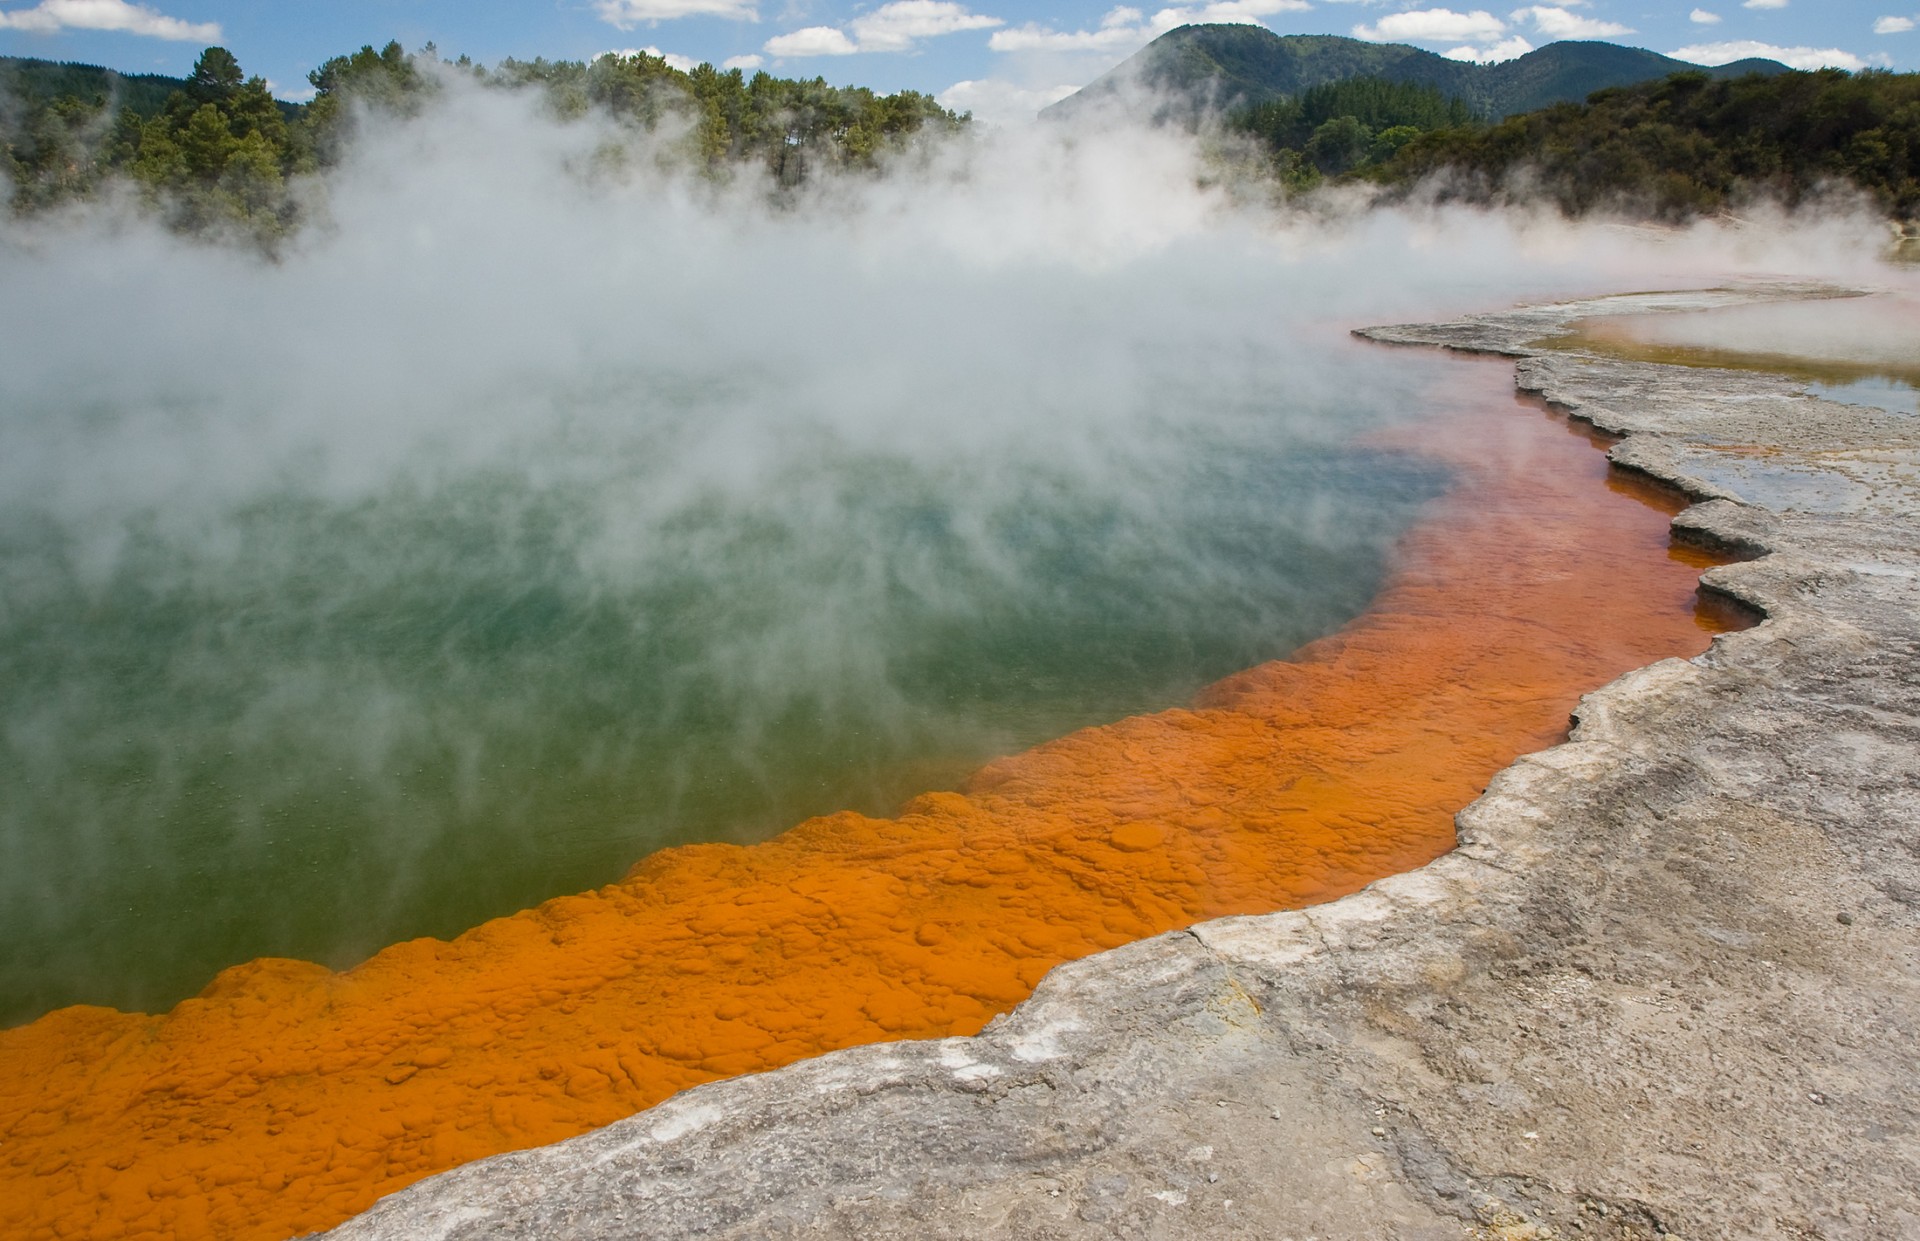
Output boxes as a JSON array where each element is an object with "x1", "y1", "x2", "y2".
[{"x1": 323, "y1": 287, "x2": 1920, "y2": 1241}]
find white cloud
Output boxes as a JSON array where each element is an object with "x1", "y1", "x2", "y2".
[
  {"x1": 850, "y1": 1, "x2": 1002, "y2": 53},
  {"x1": 647, "y1": 45, "x2": 699, "y2": 71},
  {"x1": 723, "y1": 53, "x2": 765, "y2": 69},
  {"x1": 597, "y1": 46, "x2": 701, "y2": 71},
  {"x1": 936, "y1": 77, "x2": 1078, "y2": 125},
  {"x1": 1690, "y1": 8, "x2": 1721, "y2": 23},
  {"x1": 0, "y1": 0, "x2": 219, "y2": 41},
  {"x1": 267, "y1": 78, "x2": 317, "y2": 104},
  {"x1": 1672, "y1": 39, "x2": 1866, "y2": 69},
  {"x1": 1874, "y1": 15, "x2": 1915, "y2": 33},
  {"x1": 990, "y1": 8, "x2": 1150, "y2": 53},
  {"x1": 1443, "y1": 34, "x2": 1535, "y2": 60},
  {"x1": 1512, "y1": 5, "x2": 1632, "y2": 38},
  {"x1": 594, "y1": 0, "x2": 757, "y2": 28},
  {"x1": 1354, "y1": 8, "x2": 1508, "y2": 43},
  {"x1": 1165, "y1": 0, "x2": 1312, "y2": 20},
  {"x1": 764, "y1": 2, "x2": 1000, "y2": 57},
  {"x1": 990, "y1": 1, "x2": 1307, "y2": 54},
  {"x1": 1741, "y1": 0, "x2": 1786, "y2": 8},
  {"x1": 765, "y1": 25, "x2": 859, "y2": 55}
]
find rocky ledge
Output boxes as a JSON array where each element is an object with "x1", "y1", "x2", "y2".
[{"x1": 324, "y1": 288, "x2": 1920, "y2": 1241}]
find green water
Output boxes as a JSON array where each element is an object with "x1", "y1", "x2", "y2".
[{"x1": 0, "y1": 400, "x2": 1446, "y2": 1025}]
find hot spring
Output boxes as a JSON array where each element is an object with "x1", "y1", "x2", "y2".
[
  {"x1": 0, "y1": 99, "x2": 1508, "y2": 1026},
  {"x1": 0, "y1": 325, "x2": 1448, "y2": 1024},
  {"x1": 10, "y1": 92, "x2": 1841, "y2": 1029},
  {"x1": 0, "y1": 83, "x2": 1902, "y2": 1240}
]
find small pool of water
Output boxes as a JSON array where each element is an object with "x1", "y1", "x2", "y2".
[
  {"x1": 1545, "y1": 290, "x2": 1920, "y2": 392},
  {"x1": 1807, "y1": 375, "x2": 1920, "y2": 417}
]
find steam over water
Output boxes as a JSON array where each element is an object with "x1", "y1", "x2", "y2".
[
  {"x1": 0, "y1": 356, "x2": 1445, "y2": 1022},
  {"x1": 0, "y1": 83, "x2": 1897, "y2": 1025}
]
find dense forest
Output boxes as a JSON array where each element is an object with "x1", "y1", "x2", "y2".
[
  {"x1": 1373, "y1": 68, "x2": 1920, "y2": 221},
  {"x1": 1046, "y1": 26, "x2": 1786, "y2": 125},
  {"x1": 0, "y1": 42, "x2": 964, "y2": 241},
  {"x1": 1231, "y1": 77, "x2": 1476, "y2": 183},
  {"x1": 1222, "y1": 66, "x2": 1920, "y2": 221},
  {"x1": 7, "y1": 38, "x2": 1920, "y2": 240},
  {"x1": 0, "y1": 53, "x2": 223, "y2": 118}
]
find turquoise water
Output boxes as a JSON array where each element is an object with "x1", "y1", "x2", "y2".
[{"x1": 0, "y1": 360, "x2": 1449, "y2": 1026}]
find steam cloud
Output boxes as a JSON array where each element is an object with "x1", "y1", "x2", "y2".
[{"x1": 0, "y1": 74, "x2": 1901, "y2": 1022}]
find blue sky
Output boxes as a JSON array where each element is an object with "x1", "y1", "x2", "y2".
[{"x1": 1, "y1": 0, "x2": 1912, "y2": 123}]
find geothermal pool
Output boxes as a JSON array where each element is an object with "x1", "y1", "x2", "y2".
[
  {"x1": 0, "y1": 348, "x2": 1743, "y2": 1241},
  {"x1": 0, "y1": 338, "x2": 1448, "y2": 1026}
]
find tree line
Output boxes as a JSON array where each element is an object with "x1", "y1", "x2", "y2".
[
  {"x1": 1231, "y1": 76, "x2": 1478, "y2": 186},
  {"x1": 10, "y1": 44, "x2": 1919, "y2": 239},
  {"x1": 1232, "y1": 66, "x2": 1920, "y2": 221},
  {"x1": 1375, "y1": 67, "x2": 1920, "y2": 221},
  {"x1": 0, "y1": 42, "x2": 966, "y2": 242}
]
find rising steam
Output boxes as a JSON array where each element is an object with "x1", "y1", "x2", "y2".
[{"x1": 0, "y1": 71, "x2": 1901, "y2": 1022}]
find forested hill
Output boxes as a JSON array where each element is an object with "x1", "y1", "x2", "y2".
[
  {"x1": 2, "y1": 55, "x2": 191, "y2": 118},
  {"x1": 0, "y1": 43, "x2": 963, "y2": 243},
  {"x1": 1044, "y1": 26, "x2": 1787, "y2": 123},
  {"x1": 1376, "y1": 68, "x2": 1920, "y2": 221},
  {"x1": 0, "y1": 55, "x2": 302, "y2": 120}
]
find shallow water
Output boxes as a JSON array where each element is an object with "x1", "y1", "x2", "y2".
[
  {"x1": 1808, "y1": 376, "x2": 1920, "y2": 417},
  {"x1": 1551, "y1": 291, "x2": 1920, "y2": 390},
  {"x1": 0, "y1": 337, "x2": 1447, "y2": 1026}
]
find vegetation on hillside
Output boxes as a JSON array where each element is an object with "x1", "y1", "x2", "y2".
[
  {"x1": 484, "y1": 53, "x2": 959, "y2": 181},
  {"x1": 0, "y1": 54, "x2": 195, "y2": 118},
  {"x1": 8, "y1": 36, "x2": 1918, "y2": 240},
  {"x1": 1231, "y1": 77, "x2": 1476, "y2": 184},
  {"x1": 1047, "y1": 25, "x2": 1785, "y2": 124},
  {"x1": 0, "y1": 42, "x2": 965, "y2": 244},
  {"x1": 1376, "y1": 68, "x2": 1920, "y2": 221}
]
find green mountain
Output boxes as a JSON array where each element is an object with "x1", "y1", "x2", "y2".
[
  {"x1": 1043, "y1": 27, "x2": 1788, "y2": 123},
  {"x1": 0, "y1": 55, "x2": 303, "y2": 120},
  {"x1": 1381, "y1": 67, "x2": 1920, "y2": 221}
]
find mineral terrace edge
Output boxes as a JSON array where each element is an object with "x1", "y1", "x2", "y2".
[{"x1": 321, "y1": 285, "x2": 1920, "y2": 1241}]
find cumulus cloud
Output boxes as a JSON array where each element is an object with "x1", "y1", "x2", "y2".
[
  {"x1": 594, "y1": 0, "x2": 757, "y2": 25},
  {"x1": 937, "y1": 77, "x2": 1078, "y2": 124},
  {"x1": 0, "y1": 0, "x2": 218, "y2": 40},
  {"x1": 1513, "y1": 5, "x2": 1633, "y2": 38},
  {"x1": 1690, "y1": 8, "x2": 1721, "y2": 23},
  {"x1": 1672, "y1": 38, "x2": 1866, "y2": 69},
  {"x1": 850, "y1": 1, "x2": 1002, "y2": 52},
  {"x1": 1444, "y1": 35, "x2": 1535, "y2": 60},
  {"x1": 1742, "y1": 0, "x2": 1786, "y2": 8},
  {"x1": 764, "y1": 25, "x2": 859, "y2": 55},
  {"x1": 1354, "y1": 8, "x2": 1508, "y2": 43},
  {"x1": 1165, "y1": 0, "x2": 1313, "y2": 19},
  {"x1": 990, "y1": 6, "x2": 1152, "y2": 53},
  {"x1": 1874, "y1": 15, "x2": 1915, "y2": 33},
  {"x1": 989, "y1": 1, "x2": 1307, "y2": 54},
  {"x1": 723, "y1": 52, "x2": 765, "y2": 69},
  {"x1": 599, "y1": 46, "x2": 700, "y2": 71},
  {"x1": 764, "y1": 1, "x2": 1000, "y2": 57}
]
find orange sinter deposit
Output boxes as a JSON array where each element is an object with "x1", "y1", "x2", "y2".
[{"x1": 0, "y1": 358, "x2": 1745, "y2": 1241}]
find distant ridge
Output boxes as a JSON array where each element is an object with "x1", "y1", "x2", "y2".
[
  {"x1": 0, "y1": 55, "x2": 189, "y2": 117},
  {"x1": 0, "y1": 55, "x2": 306, "y2": 120},
  {"x1": 1042, "y1": 27, "x2": 1790, "y2": 123}
]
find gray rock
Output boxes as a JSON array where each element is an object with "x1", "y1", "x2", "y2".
[{"x1": 323, "y1": 286, "x2": 1920, "y2": 1241}]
